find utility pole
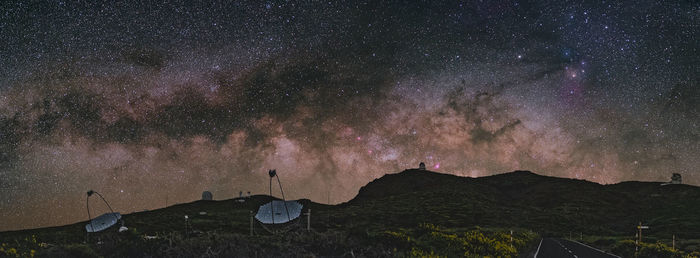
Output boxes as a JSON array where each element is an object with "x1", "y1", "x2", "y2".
[
  {"x1": 306, "y1": 209, "x2": 312, "y2": 231},
  {"x1": 249, "y1": 211, "x2": 254, "y2": 236},
  {"x1": 672, "y1": 235, "x2": 675, "y2": 251}
]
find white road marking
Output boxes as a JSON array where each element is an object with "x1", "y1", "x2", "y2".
[
  {"x1": 534, "y1": 238, "x2": 543, "y2": 258},
  {"x1": 569, "y1": 240, "x2": 622, "y2": 258},
  {"x1": 554, "y1": 239, "x2": 576, "y2": 258}
]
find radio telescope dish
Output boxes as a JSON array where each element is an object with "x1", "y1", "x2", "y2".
[
  {"x1": 255, "y1": 200, "x2": 303, "y2": 224},
  {"x1": 86, "y1": 212, "x2": 121, "y2": 232},
  {"x1": 85, "y1": 190, "x2": 124, "y2": 235}
]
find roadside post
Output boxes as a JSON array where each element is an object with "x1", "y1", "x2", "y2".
[{"x1": 635, "y1": 222, "x2": 649, "y2": 255}]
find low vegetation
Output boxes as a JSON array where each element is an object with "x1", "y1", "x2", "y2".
[
  {"x1": 381, "y1": 223, "x2": 539, "y2": 257},
  {"x1": 2, "y1": 169, "x2": 699, "y2": 257},
  {"x1": 0, "y1": 224, "x2": 538, "y2": 257},
  {"x1": 581, "y1": 235, "x2": 700, "y2": 258}
]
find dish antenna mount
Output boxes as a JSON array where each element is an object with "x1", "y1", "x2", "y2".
[
  {"x1": 86, "y1": 190, "x2": 125, "y2": 236},
  {"x1": 267, "y1": 169, "x2": 291, "y2": 224}
]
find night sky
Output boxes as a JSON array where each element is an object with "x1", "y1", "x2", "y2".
[{"x1": 0, "y1": 1, "x2": 697, "y2": 231}]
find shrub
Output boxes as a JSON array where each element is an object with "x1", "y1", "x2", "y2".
[
  {"x1": 611, "y1": 239, "x2": 636, "y2": 258},
  {"x1": 638, "y1": 242, "x2": 682, "y2": 258},
  {"x1": 0, "y1": 235, "x2": 42, "y2": 257},
  {"x1": 611, "y1": 239, "x2": 697, "y2": 258},
  {"x1": 62, "y1": 244, "x2": 99, "y2": 258},
  {"x1": 381, "y1": 223, "x2": 537, "y2": 257}
]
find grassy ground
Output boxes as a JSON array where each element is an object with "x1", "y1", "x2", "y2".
[
  {"x1": 0, "y1": 224, "x2": 539, "y2": 257},
  {"x1": 579, "y1": 235, "x2": 700, "y2": 258},
  {"x1": 1, "y1": 169, "x2": 699, "y2": 257}
]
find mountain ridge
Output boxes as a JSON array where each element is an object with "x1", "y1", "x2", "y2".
[{"x1": 2, "y1": 169, "x2": 699, "y2": 241}]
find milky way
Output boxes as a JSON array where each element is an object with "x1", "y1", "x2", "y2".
[{"x1": 0, "y1": 1, "x2": 697, "y2": 230}]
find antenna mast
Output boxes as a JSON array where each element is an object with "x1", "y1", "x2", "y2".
[
  {"x1": 86, "y1": 190, "x2": 119, "y2": 231},
  {"x1": 268, "y1": 169, "x2": 291, "y2": 224},
  {"x1": 86, "y1": 190, "x2": 122, "y2": 241}
]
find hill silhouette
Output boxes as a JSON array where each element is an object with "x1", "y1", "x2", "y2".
[
  {"x1": 1, "y1": 169, "x2": 699, "y2": 256},
  {"x1": 346, "y1": 169, "x2": 700, "y2": 238}
]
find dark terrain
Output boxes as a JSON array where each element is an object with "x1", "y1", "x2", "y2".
[{"x1": 1, "y1": 169, "x2": 699, "y2": 257}]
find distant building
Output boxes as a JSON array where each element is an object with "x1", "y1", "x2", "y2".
[
  {"x1": 201, "y1": 191, "x2": 213, "y2": 200},
  {"x1": 418, "y1": 162, "x2": 426, "y2": 170},
  {"x1": 671, "y1": 173, "x2": 682, "y2": 184}
]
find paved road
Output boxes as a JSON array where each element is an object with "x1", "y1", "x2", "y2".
[{"x1": 534, "y1": 238, "x2": 620, "y2": 258}]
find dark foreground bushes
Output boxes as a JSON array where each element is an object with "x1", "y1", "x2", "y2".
[{"x1": 3, "y1": 224, "x2": 539, "y2": 257}]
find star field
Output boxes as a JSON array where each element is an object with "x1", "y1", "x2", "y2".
[{"x1": 0, "y1": 1, "x2": 697, "y2": 230}]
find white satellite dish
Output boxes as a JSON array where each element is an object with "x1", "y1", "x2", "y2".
[
  {"x1": 255, "y1": 200, "x2": 303, "y2": 224},
  {"x1": 85, "y1": 190, "x2": 125, "y2": 234},
  {"x1": 252, "y1": 169, "x2": 304, "y2": 228},
  {"x1": 86, "y1": 212, "x2": 121, "y2": 232}
]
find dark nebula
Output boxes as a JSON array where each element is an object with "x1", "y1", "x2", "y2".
[{"x1": 0, "y1": 1, "x2": 697, "y2": 230}]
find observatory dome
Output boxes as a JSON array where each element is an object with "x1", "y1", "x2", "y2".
[{"x1": 201, "y1": 191, "x2": 213, "y2": 200}]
